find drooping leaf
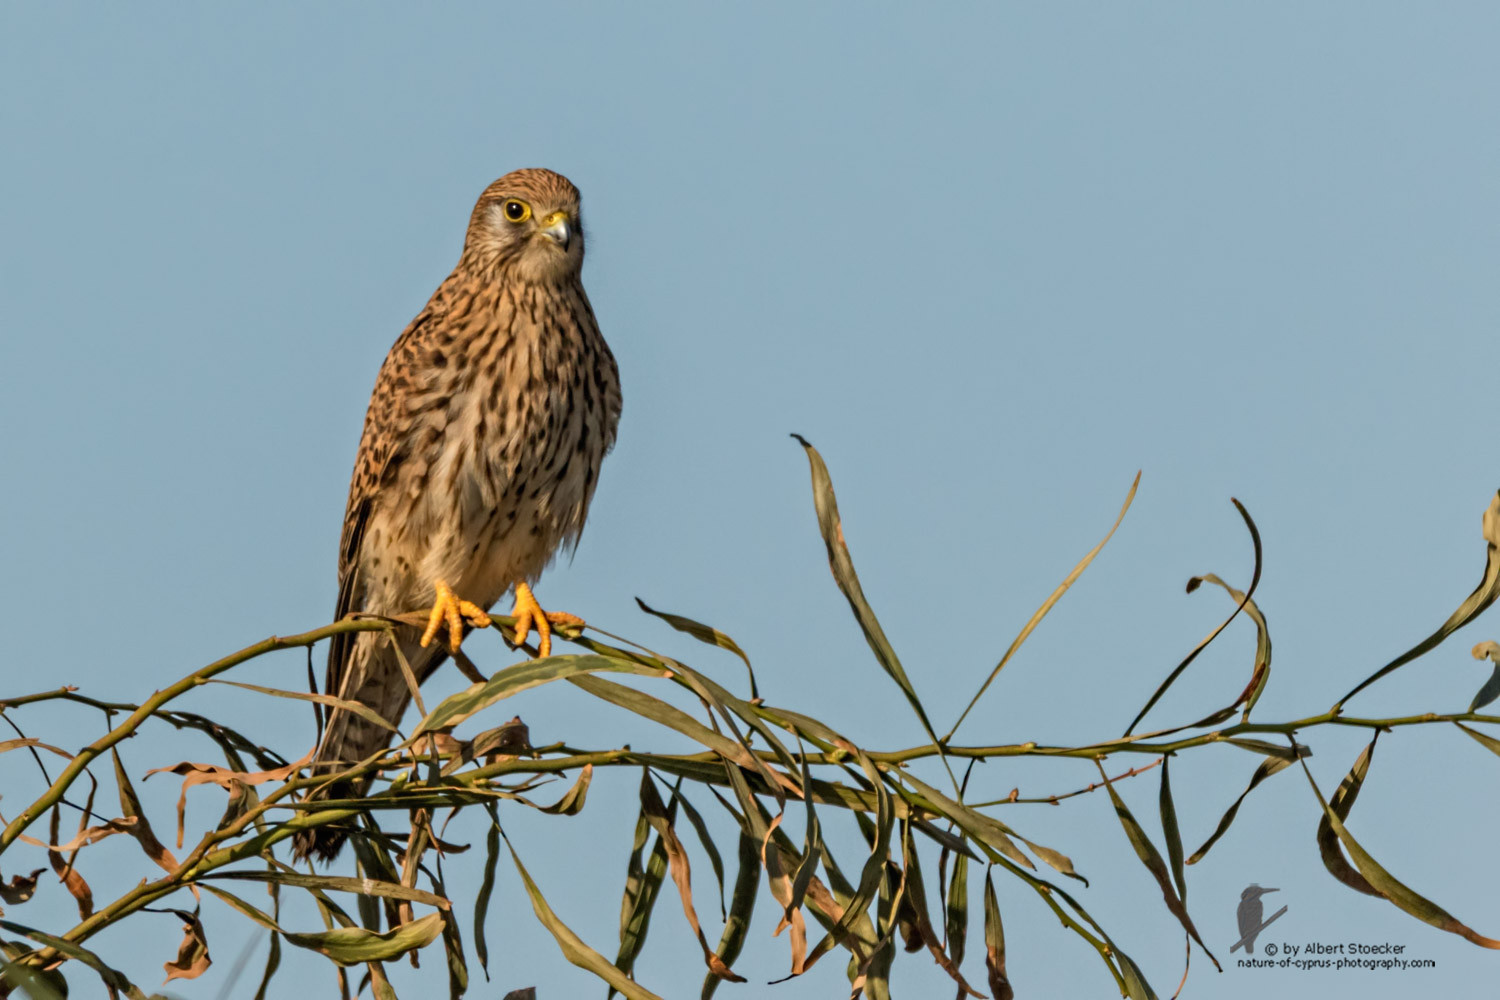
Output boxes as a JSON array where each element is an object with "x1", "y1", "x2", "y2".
[
  {"x1": 143, "y1": 750, "x2": 312, "y2": 848},
  {"x1": 894, "y1": 824, "x2": 985, "y2": 996},
  {"x1": 945, "y1": 851, "x2": 969, "y2": 975},
  {"x1": 111, "y1": 749, "x2": 180, "y2": 876},
  {"x1": 701, "y1": 833, "x2": 760, "y2": 1000},
  {"x1": 197, "y1": 871, "x2": 450, "y2": 910},
  {"x1": 0, "y1": 918, "x2": 150, "y2": 999},
  {"x1": 160, "y1": 907, "x2": 211, "y2": 983},
  {"x1": 416, "y1": 654, "x2": 649, "y2": 733},
  {"x1": 982, "y1": 870, "x2": 1014, "y2": 1000},
  {"x1": 673, "y1": 793, "x2": 727, "y2": 920},
  {"x1": 208, "y1": 679, "x2": 398, "y2": 733},
  {"x1": 1097, "y1": 762, "x2": 1220, "y2": 971},
  {"x1": 1126, "y1": 498, "x2": 1263, "y2": 735},
  {"x1": 569, "y1": 675, "x2": 757, "y2": 770},
  {"x1": 635, "y1": 598, "x2": 760, "y2": 700},
  {"x1": 1455, "y1": 720, "x2": 1500, "y2": 758},
  {"x1": 1299, "y1": 748, "x2": 1500, "y2": 947},
  {"x1": 282, "y1": 913, "x2": 445, "y2": 966},
  {"x1": 0, "y1": 943, "x2": 70, "y2": 1000},
  {"x1": 614, "y1": 797, "x2": 671, "y2": 991},
  {"x1": 637, "y1": 775, "x2": 746, "y2": 983},
  {"x1": 45, "y1": 807, "x2": 91, "y2": 920},
  {"x1": 503, "y1": 830, "x2": 667, "y2": 1000},
  {"x1": 535, "y1": 764, "x2": 593, "y2": 815},
  {"x1": 1186, "y1": 572, "x2": 1273, "y2": 720},
  {"x1": 1315, "y1": 735, "x2": 1383, "y2": 898},
  {"x1": 474, "y1": 806, "x2": 502, "y2": 979},
  {"x1": 1158, "y1": 756, "x2": 1186, "y2": 905},
  {"x1": 1187, "y1": 753, "x2": 1297, "y2": 865}
]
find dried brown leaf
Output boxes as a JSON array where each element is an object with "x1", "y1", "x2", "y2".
[
  {"x1": 162, "y1": 908, "x2": 211, "y2": 983},
  {"x1": 144, "y1": 749, "x2": 313, "y2": 847}
]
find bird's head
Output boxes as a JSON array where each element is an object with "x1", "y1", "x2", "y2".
[
  {"x1": 464, "y1": 168, "x2": 585, "y2": 283},
  {"x1": 1241, "y1": 884, "x2": 1279, "y2": 901}
]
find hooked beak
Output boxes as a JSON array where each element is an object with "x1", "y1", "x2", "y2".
[{"x1": 540, "y1": 211, "x2": 572, "y2": 251}]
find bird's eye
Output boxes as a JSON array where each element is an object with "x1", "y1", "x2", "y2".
[{"x1": 502, "y1": 199, "x2": 531, "y2": 223}]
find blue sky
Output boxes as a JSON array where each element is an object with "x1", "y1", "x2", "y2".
[{"x1": 3, "y1": 4, "x2": 1498, "y2": 998}]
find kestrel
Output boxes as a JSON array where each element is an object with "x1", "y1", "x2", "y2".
[{"x1": 294, "y1": 169, "x2": 621, "y2": 863}]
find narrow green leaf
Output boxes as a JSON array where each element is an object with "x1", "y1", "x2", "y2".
[
  {"x1": 438, "y1": 904, "x2": 468, "y2": 1000},
  {"x1": 639, "y1": 774, "x2": 747, "y2": 983},
  {"x1": 1315, "y1": 735, "x2": 1383, "y2": 898},
  {"x1": 1126, "y1": 498, "x2": 1263, "y2": 735},
  {"x1": 1097, "y1": 762, "x2": 1220, "y2": 971},
  {"x1": 1158, "y1": 756, "x2": 1186, "y2": 905},
  {"x1": 1337, "y1": 490, "x2": 1500, "y2": 708},
  {"x1": 200, "y1": 884, "x2": 280, "y2": 931},
  {"x1": 253, "y1": 931, "x2": 281, "y2": 1000},
  {"x1": 897, "y1": 770, "x2": 1064, "y2": 878},
  {"x1": 367, "y1": 962, "x2": 398, "y2": 1000},
  {"x1": 674, "y1": 794, "x2": 727, "y2": 920},
  {"x1": 982, "y1": 870, "x2": 1014, "y2": 1000},
  {"x1": 282, "y1": 913, "x2": 445, "y2": 966},
  {"x1": 1187, "y1": 755, "x2": 1295, "y2": 864},
  {"x1": 897, "y1": 824, "x2": 985, "y2": 996},
  {"x1": 614, "y1": 797, "x2": 671, "y2": 991},
  {"x1": 701, "y1": 833, "x2": 760, "y2": 1000},
  {"x1": 792, "y1": 435, "x2": 951, "y2": 778},
  {"x1": 945, "y1": 852, "x2": 969, "y2": 974},
  {"x1": 568, "y1": 675, "x2": 752, "y2": 766},
  {"x1": 1299, "y1": 747, "x2": 1500, "y2": 948},
  {"x1": 504, "y1": 830, "x2": 667, "y2": 1000},
  {"x1": 0, "y1": 919, "x2": 149, "y2": 999},
  {"x1": 474, "y1": 806, "x2": 501, "y2": 978},
  {"x1": 1222, "y1": 738, "x2": 1303, "y2": 759},
  {"x1": 536, "y1": 763, "x2": 593, "y2": 815},
  {"x1": 416, "y1": 655, "x2": 646, "y2": 733},
  {"x1": 787, "y1": 749, "x2": 822, "y2": 919},
  {"x1": 635, "y1": 598, "x2": 760, "y2": 700},
  {"x1": 951, "y1": 471, "x2": 1141, "y2": 739},
  {"x1": 0, "y1": 950, "x2": 69, "y2": 1000},
  {"x1": 1187, "y1": 573, "x2": 1273, "y2": 720},
  {"x1": 208, "y1": 679, "x2": 398, "y2": 733},
  {"x1": 1455, "y1": 720, "x2": 1500, "y2": 758},
  {"x1": 199, "y1": 870, "x2": 449, "y2": 909},
  {"x1": 1119, "y1": 951, "x2": 1161, "y2": 1000}
]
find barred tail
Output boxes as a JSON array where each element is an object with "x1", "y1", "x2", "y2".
[{"x1": 292, "y1": 628, "x2": 447, "y2": 864}]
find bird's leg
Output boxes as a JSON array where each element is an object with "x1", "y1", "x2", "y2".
[
  {"x1": 508, "y1": 581, "x2": 584, "y2": 659},
  {"x1": 419, "y1": 578, "x2": 493, "y2": 654}
]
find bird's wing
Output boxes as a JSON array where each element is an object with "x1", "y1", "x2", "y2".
[{"x1": 323, "y1": 309, "x2": 435, "y2": 705}]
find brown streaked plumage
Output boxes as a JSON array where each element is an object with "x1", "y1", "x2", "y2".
[{"x1": 293, "y1": 169, "x2": 621, "y2": 863}]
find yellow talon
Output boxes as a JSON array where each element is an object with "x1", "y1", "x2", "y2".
[
  {"x1": 419, "y1": 579, "x2": 492, "y2": 654},
  {"x1": 509, "y1": 581, "x2": 583, "y2": 658}
]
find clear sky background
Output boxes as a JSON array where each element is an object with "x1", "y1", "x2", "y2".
[{"x1": 3, "y1": 4, "x2": 1498, "y2": 998}]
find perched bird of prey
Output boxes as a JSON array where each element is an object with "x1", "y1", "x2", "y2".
[
  {"x1": 293, "y1": 169, "x2": 622, "y2": 863},
  {"x1": 1232, "y1": 884, "x2": 1280, "y2": 954}
]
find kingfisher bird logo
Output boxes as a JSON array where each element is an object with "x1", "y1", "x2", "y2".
[{"x1": 1230, "y1": 884, "x2": 1287, "y2": 954}]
